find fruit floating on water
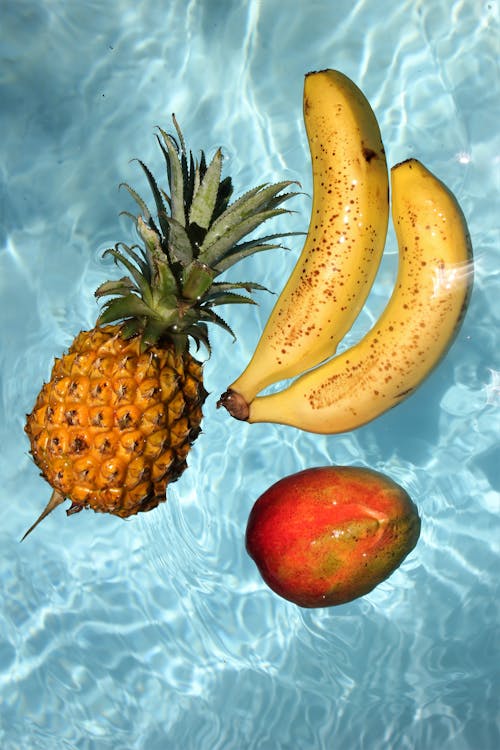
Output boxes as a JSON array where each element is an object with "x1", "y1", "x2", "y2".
[
  {"x1": 218, "y1": 68, "x2": 388, "y2": 416},
  {"x1": 245, "y1": 466, "x2": 421, "y2": 608},
  {"x1": 221, "y1": 158, "x2": 473, "y2": 432},
  {"x1": 23, "y1": 117, "x2": 299, "y2": 538}
]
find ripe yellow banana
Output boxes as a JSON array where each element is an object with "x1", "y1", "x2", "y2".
[
  {"x1": 222, "y1": 159, "x2": 473, "y2": 433},
  {"x1": 221, "y1": 69, "x2": 388, "y2": 410}
]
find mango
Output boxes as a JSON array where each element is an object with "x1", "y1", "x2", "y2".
[{"x1": 245, "y1": 466, "x2": 420, "y2": 607}]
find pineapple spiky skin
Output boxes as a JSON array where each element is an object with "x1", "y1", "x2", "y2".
[{"x1": 25, "y1": 325, "x2": 207, "y2": 518}]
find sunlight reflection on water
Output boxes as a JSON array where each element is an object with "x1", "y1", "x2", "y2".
[{"x1": 1, "y1": 0, "x2": 499, "y2": 748}]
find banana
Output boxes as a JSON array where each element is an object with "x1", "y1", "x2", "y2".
[
  {"x1": 221, "y1": 159, "x2": 473, "y2": 433},
  {"x1": 220, "y1": 69, "x2": 388, "y2": 411}
]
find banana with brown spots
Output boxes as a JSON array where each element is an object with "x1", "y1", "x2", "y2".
[
  {"x1": 220, "y1": 159, "x2": 473, "y2": 433},
  {"x1": 219, "y1": 70, "x2": 388, "y2": 415}
]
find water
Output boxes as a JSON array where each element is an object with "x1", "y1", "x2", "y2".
[{"x1": 1, "y1": 0, "x2": 499, "y2": 748}]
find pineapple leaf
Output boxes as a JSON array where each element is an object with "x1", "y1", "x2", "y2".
[
  {"x1": 120, "y1": 209, "x2": 141, "y2": 224},
  {"x1": 136, "y1": 216, "x2": 182, "y2": 298},
  {"x1": 229, "y1": 230, "x2": 302, "y2": 251},
  {"x1": 192, "y1": 154, "x2": 201, "y2": 201},
  {"x1": 169, "y1": 332, "x2": 191, "y2": 355},
  {"x1": 164, "y1": 216, "x2": 193, "y2": 265},
  {"x1": 157, "y1": 127, "x2": 185, "y2": 226},
  {"x1": 172, "y1": 113, "x2": 186, "y2": 154},
  {"x1": 98, "y1": 117, "x2": 301, "y2": 353},
  {"x1": 118, "y1": 241, "x2": 151, "y2": 279},
  {"x1": 103, "y1": 246, "x2": 153, "y2": 301},
  {"x1": 200, "y1": 182, "x2": 266, "y2": 242},
  {"x1": 136, "y1": 217, "x2": 176, "y2": 289},
  {"x1": 188, "y1": 148, "x2": 223, "y2": 230},
  {"x1": 136, "y1": 216, "x2": 161, "y2": 253},
  {"x1": 120, "y1": 318, "x2": 145, "y2": 339},
  {"x1": 213, "y1": 175, "x2": 233, "y2": 222},
  {"x1": 198, "y1": 208, "x2": 291, "y2": 268},
  {"x1": 178, "y1": 152, "x2": 191, "y2": 213},
  {"x1": 204, "y1": 291, "x2": 257, "y2": 307},
  {"x1": 214, "y1": 244, "x2": 283, "y2": 273},
  {"x1": 198, "y1": 149, "x2": 207, "y2": 179},
  {"x1": 119, "y1": 182, "x2": 151, "y2": 221},
  {"x1": 155, "y1": 263, "x2": 179, "y2": 305},
  {"x1": 95, "y1": 277, "x2": 138, "y2": 299},
  {"x1": 264, "y1": 190, "x2": 302, "y2": 211},
  {"x1": 160, "y1": 188, "x2": 172, "y2": 210},
  {"x1": 184, "y1": 149, "x2": 197, "y2": 210},
  {"x1": 207, "y1": 280, "x2": 269, "y2": 294},
  {"x1": 119, "y1": 238, "x2": 148, "y2": 260},
  {"x1": 155, "y1": 134, "x2": 173, "y2": 202},
  {"x1": 98, "y1": 294, "x2": 159, "y2": 325},
  {"x1": 141, "y1": 317, "x2": 172, "y2": 349},
  {"x1": 202, "y1": 180, "x2": 297, "y2": 248},
  {"x1": 182, "y1": 261, "x2": 215, "y2": 301},
  {"x1": 196, "y1": 308, "x2": 236, "y2": 340},
  {"x1": 135, "y1": 159, "x2": 170, "y2": 239},
  {"x1": 184, "y1": 323, "x2": 211, "y2": 354},
  {"x1": 171, "y1": 116, "x2": 199, "y2": 221},
  {"x1": 213, "y1": 231, "x2": 301, "y2": 272}
]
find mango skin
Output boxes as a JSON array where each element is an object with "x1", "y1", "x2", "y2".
[{"x1": 245, "y1": 466, "x2": 420, "y2": 608}]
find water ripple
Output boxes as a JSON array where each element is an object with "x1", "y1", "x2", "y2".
[{"x1": 1, "y1": 0, "x2": 499, "y2": 748}]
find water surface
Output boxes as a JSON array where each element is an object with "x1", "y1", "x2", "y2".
[{"x1": 1, "y1": 1, "x2": 499, "y2": 748}]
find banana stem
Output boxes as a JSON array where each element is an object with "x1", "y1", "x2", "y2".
[{"x1": 217, "y1": 389, "x2": 250, "y2": 421}]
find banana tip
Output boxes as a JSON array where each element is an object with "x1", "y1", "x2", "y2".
[{"x1": 216, "y1": 389, "x2": 250, "y2": 421}]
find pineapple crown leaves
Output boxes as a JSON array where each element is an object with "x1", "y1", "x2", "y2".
[{"x1": 96, "y1": 114, "x2": 301, "y2": 352}]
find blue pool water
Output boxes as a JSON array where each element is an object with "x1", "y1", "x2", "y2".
[{"x1": 1, "y1": 1, "x2": 499, "y2": 748}]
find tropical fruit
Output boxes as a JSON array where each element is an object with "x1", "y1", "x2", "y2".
[
  {"x1": 23, "y1": 118, "x2": 298, "y2": 537},
  {"x1": 246, "y1": 466, "x2": 421, "y2": 607},
  {"x1": 229, "y1": 159, "x2": 473, "y2": 433},
  {"x1": 219, "y1": 68, "x2": 389, "y2": 418}
]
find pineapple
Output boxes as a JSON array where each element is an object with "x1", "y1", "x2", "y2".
[{"x1": 23, "y1": 117, "x2": 298, "y2": 538}]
